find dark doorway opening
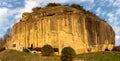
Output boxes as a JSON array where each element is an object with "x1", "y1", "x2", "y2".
[
  {"x1": 12, "y1": 44, "x2": 16, "y2": 47},
  {"x1": 54, "y1": 48, "x2": 59, "y2": 52},
  {"x1": 105, "y1": 48, "x2": 109, "y2": 51}
]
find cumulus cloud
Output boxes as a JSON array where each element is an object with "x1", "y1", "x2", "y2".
[
  {"x1": 115, "y1": 8, "x2": 120, "y2": 15},
  {"x1": 95, "y1": 7, "x2": 106, "y2": 17},
  {"x1": 14, "y1": 0, "x2": 95, "y2": 21},
  {"x1": 116, "y1": 36, "x2": 120, "y2": 41},
  {"x1": 1, "y1": 0, "x2": 120, "y2": 46},
  {"x1": 113, "y1": 0, "x2": 120, "y2": 7},
  {"x1": 0, "y1": 8, "x2": 9, "y2": 26},
  {"x1": 115, "y1": 36, "x2": 120, "y2": 46},
  {"x1": 107, "y1": 13, "x2": 118, "y2": 23},
  {"x1": 96, "y1": 7, "x2": 101, "y2": 16},
  {"x1": 114, "y1": 26, "x2": 120, "y2": 33}
]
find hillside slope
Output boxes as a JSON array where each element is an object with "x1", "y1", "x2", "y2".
[
  {"x1": 0, "y1": 50, "x2": 120, "y2": 61},
  {"x1": 0, "y1": 50, "x2": 60, "y2": 61}
]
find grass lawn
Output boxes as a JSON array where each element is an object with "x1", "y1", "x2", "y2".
[
  {"x1": 0, "y1": 50, "x2": 60, "y2": 61},
  {"x1": 77, "y1": 51, "x2": 120, "y2": 61},
  {"x1": 0, "y1": 50, "x2": 120, "y2": 61}
]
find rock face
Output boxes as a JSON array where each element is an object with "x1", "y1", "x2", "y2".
[{"x1": 6, "y1": 6, "x2": 115, "y2": 54}]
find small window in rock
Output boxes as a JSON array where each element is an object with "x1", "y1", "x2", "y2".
[{"x1": 13, "y1": 44, "x2": 16, "y2": 47}]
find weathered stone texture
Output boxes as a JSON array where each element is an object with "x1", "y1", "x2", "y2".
[{"x1": 6, "y1": 6, "x2": 115, "y2": 54}]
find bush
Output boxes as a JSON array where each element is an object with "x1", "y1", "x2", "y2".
[
  {"x1": 46, "y1": 3, "x2": 61, "y2": 7},
  {"x1": 23, "y1": 48, "x2": 30, "y2": 53},
  {"x1": 64, "y1": 4, "x2": 69, "y2": 6},
  {"x1": 32, "y1": 7, "x2": 41, "y2": 12},
  {"x1": 41, "y1": 44, "x2": 54, "y2": 56},
  {"x1": 0, "y1": 47, "x2": 5, "y2": 52},
  {"x1": 61, "y1": 47, "x2": 76, "y2": 61},
  {"x1": 71, "y1": 4, "x2": 95, "y2": 15},
  {"x1": 71, "y1": 4, "x2": 84, "y2": 10},
  {"x1": 34, "y1": 47, "x2": 41, "y2": 51}
]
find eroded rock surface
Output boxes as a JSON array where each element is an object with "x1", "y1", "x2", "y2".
[{"x1": 6, "y1": 6, "x2": 115, "y2": 54}]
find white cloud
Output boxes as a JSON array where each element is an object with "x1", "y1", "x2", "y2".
[
  {"x1": 107, "y1": 13, "x2": 118, "y2": 23},
  {"x1": 113, "y1": 0, "x2": 120, "y2": 7},
  {"x1": 116, "y1": 36, "x2": 120, "y2": 41},
  {"x1": 0, "y1": 1, "x2": 13, "y2": 8},
  {"x1": 13, "y1": 0, "x2": 95, "y2": 21},
  {"x1": 114, "y1": 26, "x2": 120, "y2": 33},
  {"x1": 106, "y1": 12, "x2": 120, "y2": 35},
  {"x1": 107, "y1": 0, "x2": 114, "y2": 6},
  {"x1": 115, "y1": 35, "x2": 120, "y2": 46},
  {"x1": 1, "y1": 0, "x2": 120, "y2": 46},
  {"x1": 0, "y1": 8, "x2": 9, "y2": 26},
  {"x1": 115, "y1": 8, "x2": 120, "y2": 15},
  {"x1": 95, "y1": 7, "x2": 106, "y2": 16},
  {"x1": 70, "y1": 0, "x2": 94, "y2": 3},
  {"x1": 96, "y1": 7, "x2": 101, "y2": 16}
]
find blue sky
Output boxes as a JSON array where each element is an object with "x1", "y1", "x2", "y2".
[{"x1": 0, "y1": 0, "x2": 120, "y2": 46}]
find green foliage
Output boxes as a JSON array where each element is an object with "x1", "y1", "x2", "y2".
[
  {"x1": 77, "y1": 51, "x2": 120, "y2": 61},
  {"x1": 46, "y1": 3, "x2": 61, "y2": 7},
  {"x1": 34, "y1": 47, "x2": 41, "y2": 51},
  {"x1": 0, "y1": 50, "x2": 60, "y2": 61},
  {"x1": 70, "y1": 3, "x2": 95, "y2": 15},
  {"x1": 41, "y1": 44, "x2": 54, "y2": 56},
  {"x1": 64, "y1": 4, "x2": 69, "y2": 6},
  {"x1": 61, "y1": 47, "x2": 76, "y2": 61},
  {"x1": 23, "y1": 48, "x2": 30, "y2": 53},
  {"x1": 71, "y1": 4, "x2": 84, "y2": 10},
  {"x1": 32, "y1": 7, "x2": 41, "y2": 12}
]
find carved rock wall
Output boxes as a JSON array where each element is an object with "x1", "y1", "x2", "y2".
[{"x1": 6, "y1": 6, "x2": 115, "y2": 54}]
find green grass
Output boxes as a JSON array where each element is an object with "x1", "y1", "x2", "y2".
[
  {"x1": 77, "y1": 51, "x2": 120, "y2": 61},
  {"x1": 1, "y1": 50, "x2": 120, "y2": 61},
  {"x1": 0, "y1": 50, "x2": 60, "y2": 61}
]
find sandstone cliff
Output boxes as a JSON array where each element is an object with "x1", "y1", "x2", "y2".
[{"x1": 6, "y1": 6, "x2": 115, "y2": 54}]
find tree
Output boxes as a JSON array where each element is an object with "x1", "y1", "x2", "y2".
[
  {"x1": 61, "y1": 47, "x2": 76, "y2": 61},
  {"x1": 3, "y1": 28, "x2": 11, "y2": 41},
  {"x1": 0, "y1": 38, "x2": 5, "y2": 51},
  {"x1": 0, "y1": 38, "x2": 4, "y2": 48}
]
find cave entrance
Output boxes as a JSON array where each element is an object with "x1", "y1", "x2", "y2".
[
  {"x1": 105, "y1": 48, "x2": 109, "y2": 51},
  {"x1": 54, "y1": 48, "x2": 59, "y2": 52},
  {"x1": 12, "y1": 44, "x2": 16, "y2": 47}
]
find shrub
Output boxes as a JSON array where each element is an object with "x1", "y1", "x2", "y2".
[
  {"x1": 32, "y1": 7, "x2": 41, "y2": 12},
  {"x1": 71, "y1": 3, "x2": 95, "y2": 15},
  {"x1": 61, "y1": 47, "x2": 76, "y2": 61},
  {"x1": 64, "y1": 4, "x2": 69, "y2": 6},
  {"x1": 0, "y1": 47, "x2": 5, "y2": 52},
  {"x1": 41, "y1": 44, "x2": 54, "y2": 56},
  {"x1": 23, "y1": 48, "x2": 30, "y2": 53},
  {"x1": 34, "y1": 47, "x2": 41, "y2": 51},
  {"x1": 71, "y1": 4, "x2": 84, "y2": 10},
  {"x1": 46, "y1": 3, "x2": 61, "y2": 7}
]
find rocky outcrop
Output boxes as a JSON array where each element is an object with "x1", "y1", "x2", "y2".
[{"x1": 6, "y1": 6, "x2": 115, "y2": 54}]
